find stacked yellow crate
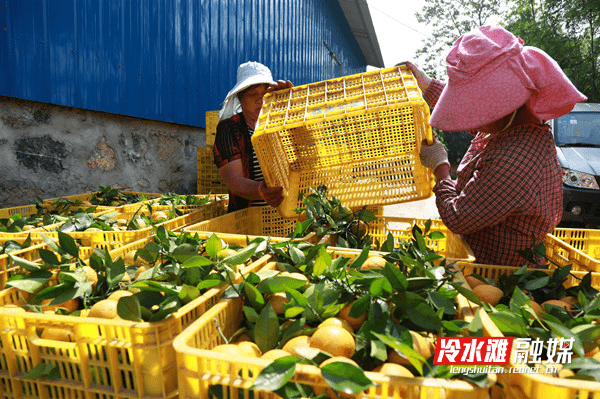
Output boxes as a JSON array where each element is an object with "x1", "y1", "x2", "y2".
[{"x1": 197, "y1": 111, "x2": 228, "y2": 194}]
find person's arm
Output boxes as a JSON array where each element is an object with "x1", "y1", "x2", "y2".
[{"x1": 218, "y1": 159, "x2": 284, "y2": 207}]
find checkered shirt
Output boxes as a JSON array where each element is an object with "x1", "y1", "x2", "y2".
[{"x1": 424, "y1": 79, "x2": 563, "y2": 266}]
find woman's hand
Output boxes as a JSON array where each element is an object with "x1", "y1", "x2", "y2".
[
  {"x1": 267, "y1": 80, "x2": 293, "y2": 93},
  {"x1": 258, "y1": 181, "x2": 284, "y2": 207},
  {"x1": 396, "y1": 61, "x2": 432, "y2": 93}
]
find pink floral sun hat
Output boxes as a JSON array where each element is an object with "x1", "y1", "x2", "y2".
[{"x1": 429, "y1": 25, "x2": 587, "y2": 131}]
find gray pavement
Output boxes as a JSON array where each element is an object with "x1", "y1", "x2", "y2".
[{"x1": 383, "y1": 195, "x2": 440, "y2": 219}]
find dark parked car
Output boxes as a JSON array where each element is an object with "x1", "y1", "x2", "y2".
[{"x1": 551, "y1": 103, "x2": 600, "y2": 227}]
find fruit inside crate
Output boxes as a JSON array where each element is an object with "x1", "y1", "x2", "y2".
[
  {"x1": 457, "y1": 263, "x2": 600, "y2": 399},
  {"x1": 0, "y1": 233, "x2": 273, "y2": 399},
  {"x1": 173, "y1": 248, "x2": 496, "y2": 399},
  {"x1": 252, "y1": 66, "x2": 435, "y2": 218}
]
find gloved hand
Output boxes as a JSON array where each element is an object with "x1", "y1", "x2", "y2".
[
  {"x1": 420, "y1": 138, "x2": 450, "y2": 171},
  {"x1": 258, "y1": 180, "x2": 284, "y2": 207}
]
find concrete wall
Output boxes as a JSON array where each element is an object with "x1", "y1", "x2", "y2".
[{"x1": 0, "y1": 95, "x2": 206, "y2": 208}]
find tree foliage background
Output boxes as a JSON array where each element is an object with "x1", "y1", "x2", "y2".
[{"x1": 414, "y1": 0, "x2": 599, "y2": 168}]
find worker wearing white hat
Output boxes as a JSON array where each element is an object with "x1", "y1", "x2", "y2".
[{"x1": 213, "y1": 61, "x2": 292, "y2": 212}]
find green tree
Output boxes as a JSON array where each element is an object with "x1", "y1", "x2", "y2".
[{"x1": 414, "y1": 0, "x2": 506, "y2": 79}]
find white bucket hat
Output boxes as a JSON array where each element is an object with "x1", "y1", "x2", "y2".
[{"x1": 218, "y1": 61, "x2": 275, "y2": 120}]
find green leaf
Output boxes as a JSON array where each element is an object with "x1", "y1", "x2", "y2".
[
  {"x1": 468, "y1": 308, "x2": 484, "y2": 336},
  {"x1": 6, "y1": 271, "x2": 52, "y2": 293},
  {"x1": 40, "y1": 233, "x2": 61, "y2": 253},
  {"x1": 243, "y1": 305, "x2": 260, "y2": 324},
  {"x1": 370, "y1": 277, "x2": 392, "y2": 297},
  {"x1": 487, "y1": 311, "x2": 528, "y2": 336},
  {"x1": 449, "y1": 282, "x2": 483, "y2": 306},
  {"x1": 257, "y1": 276, "x2": 308, "y2": 294},
  {"x1": 320, "y1": 361, "x2": 376, "y2": 395},
  {"x1": 38, "y1": 249, "x2": 60, "y2": 266},
  {"x1": 545, "y1": 320, "x2": 585, "y2": 357},
  {"x1": 244, "y1": 281, "x2": 265, "y2": 310},
  {"x1": 509, "y1": 287, "x2": 531, "y2": 314},
  {"x1": 406, "y1": 303, "x2": 443, "y2": 330},
  {"x1": 523, "y1": 276, "x2": 550, "y2": 291},
  {"x1": 107, "y1": 258, "x2": 126, "y2": 290},
  {"x1": 22, "y1": 362, "x2": 60, "y2": 380},
  {"x1": 58, "y1": 231, "x2": 79, "y2": 258},
  {"x1": 205, "y1": 234, "x2": 223, "y2": 259},
  {"x1": 181, "y1": 255, "x2": 214, "y2": 268},
  {"x1": 254, "y1": 304, "x2": 280, "y2": 354},
  {"x1": 428, "y1": 291, "x2": 457, "y2": 316},
  {"x1": 221, "y1": 242, "x2": 258, "y2": 265},
  {"x1": 8, "y1": 253, "x2": 42, "y2": 272},
  {"x1": 406, "y1": 277, "x2": 435, "y2": 291},
  {"x1": 251, "y1": 355, "x2": 298, "y2": 391},
  {"x1": 382, "y1": 262, "x2": 408, "y2": 292},
  {"x1": 313, "y1": 248, "x2": 331, "y2": 276},
  {"x1": 118, "y1": 295, "x2": 142, "y2": 321},
  {"x1": 289, "y1": 246, "x2": 305, "y2": 265},
  {"x1": 371, "y1": 331, "x2": 425, "y2": 375}
]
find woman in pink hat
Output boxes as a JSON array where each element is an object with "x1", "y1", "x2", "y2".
[
  {"x1": 409, "y1": 25, "x2": 587, "y2": 266},
  {"x1": 213, "y1": 61, "x2": 292, "y2": 212}
]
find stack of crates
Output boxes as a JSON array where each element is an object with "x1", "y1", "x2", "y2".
[{"x1": 197, "y1": 111, "x2": 228, "y2": 195}]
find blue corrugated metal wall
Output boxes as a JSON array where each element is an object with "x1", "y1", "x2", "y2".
[{"x1": 0, "y1": 0, "x2": 366, "y2": 127}]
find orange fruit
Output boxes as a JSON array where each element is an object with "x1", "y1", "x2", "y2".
[
  {"x1": 337, "y1": 301, "x2": 367, "y2": 332},
  {"x1": 332, "y1": 205, "x2": 353, "y2": 222},
  {"x1": 349, "y1": 220, "x2": 367, "y2": 238},
  {"x1": 473, "y1": 284, "x2": 503, "y2": 306},
  {"x1": 267, "y1": 292, "x2": 289, "y2": 314},
  {"x1": 298, "y1": 210, "x2": 308, "y2": 222},
  {"x1": 41, "y1": 327, "x2": 74, "y2": 342},
  {"x1": 360, "y1": 256, "x2": 387, "y2": 270},
  {"x1": 309, "y1": 326, "x2": 355, "y2": 358},
  {"x1": 542, "y1": 299, "x2": 573, "y2": 311},
  {"x1": 465, "y1": 275, "x2": 485, "y2": 289},
  {"x1": 211, "y1": 344, "x2": 242, "y2": 356},
  {"x1": 151, "y1": 211, "x2": 168, "y2": 222},
  {"x1": 320, "y1": 356, "x2": 358, "y2": 367},
  {"x1": 82, "y1": 266, "x2": 98, "y2": 289},
  {"x1": 530, "y1": 301, "x2": 543, "y2": 317},
  {"x1": 281, "y1": 335, "x2": 311, "y2": 356},
  {"x1": 261, "y1": 349, "x2": 291, "y2": 361},
  {"x1": 374, "y1": 362, "x2": 414, "y2": 397},
  {"x1": 107, "y1": 290, "x2": 133, "y2": 302},
  {"x1": 236, "y1": 341, "x2": 261, "y2": 358},
  {"x1": 318, "y1": 317, "x2": 354, "y2": 334},
  {"x1": 560, "y1": 296, "x2": 578, "y2": 305},
  {"x1": 216, "y1": 248, "x2": 237, "y2": 261},
  {"x1": 87, "y1": 299, "x2": 119, "y2": 319},
  {"x1": 123, "y1": 250, "x2": 139, "y2": 266}
]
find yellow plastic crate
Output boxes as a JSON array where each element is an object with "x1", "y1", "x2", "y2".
[
  {"x1": 205, "y1": 110, "x2": 219, "y2": 146},
  {"x1": 42, "y1": 191, "x2": 163, "y2": 212},
  {"x1": 0, "y1": 236, "x2": 273, "y2": 399},
  {"x1": 553, "y1": 227, "x2": 600, "y2": 260},
  {"x1": 174, "y1": 259, "x2": 495, "y2": 399},
  {"x1": 544, "y1": 233, "x2": 600, "y2": 272},
  {"x1": 196, "y1": 146, "x2": 229, "y2": 194},
  {"x1": 24, "y1": 206, "x2": 222, "y2": 251},
  {"x1": 0, "y1": 204, "x2": 38, "y2": 219},
  {"x1": 252, "y1": 65, "x2": 435, "y2": 218},
  {"x1": 456, "y1": 263, "x2": 600, "y2": 399}
]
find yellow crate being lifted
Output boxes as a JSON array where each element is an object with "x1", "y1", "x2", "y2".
[
  {"x1": 252, "y1": 65, "x2": 435, "y2": 218},
  {"x1": 553, "y1": 226, "x2": 600, "y2": 260}
]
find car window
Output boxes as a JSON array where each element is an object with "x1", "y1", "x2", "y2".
[{"x1": 554, "y1": 112, "x2": 600, "y2": 146}]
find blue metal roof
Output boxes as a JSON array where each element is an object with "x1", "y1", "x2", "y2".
[{"x1": 0, "y1": 0, "x2": 372, "y2": 127}]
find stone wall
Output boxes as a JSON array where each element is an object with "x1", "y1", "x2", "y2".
[{"x1": 0, "y1": 95, "x2": 207, "y2": 208}]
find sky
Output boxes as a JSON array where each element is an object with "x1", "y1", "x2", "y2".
[{"x1": 366, "y1": 0, "x2": 432, "y2": 68}]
